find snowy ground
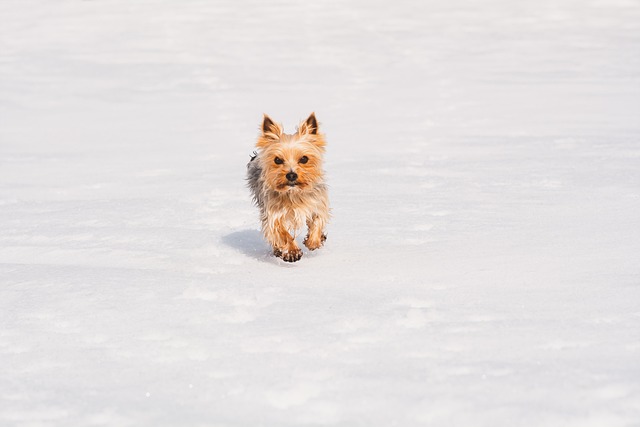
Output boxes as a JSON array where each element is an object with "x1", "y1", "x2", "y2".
[{"x1": 1, "y1": 0, "x2": 640, "y2": 425}]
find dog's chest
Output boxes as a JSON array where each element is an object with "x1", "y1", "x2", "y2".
[{"x1": 270, "y1": 192, "x2": 321, "y2": 230}]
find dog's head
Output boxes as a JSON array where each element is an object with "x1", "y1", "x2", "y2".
[{"x1": 256, "y1": 113, "x2": 326, "y2": 193}]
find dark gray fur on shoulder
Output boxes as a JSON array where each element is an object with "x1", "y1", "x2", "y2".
[{"x1": 246, "y1": 155, "x2": 264, "y2": 210}]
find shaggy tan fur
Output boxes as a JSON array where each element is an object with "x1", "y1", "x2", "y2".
[{"x1": 247, "y1": 113, "x2": 330, "y2": 262}]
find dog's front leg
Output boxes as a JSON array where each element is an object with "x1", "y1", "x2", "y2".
[
  {"x1": 266, "y1": 218, "x2": 302, "y2": 262},
  {"x1": 304, "y1": 213, "x2": 327, "y2": 251}
]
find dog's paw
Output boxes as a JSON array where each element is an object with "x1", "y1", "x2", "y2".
[
  {"x1": 304, "y1": 233, "x2": 327, "y2": 251},
  {"x1": 281, "y1": 248, "x2": 303, "y2": 262},
  {"x1": 274, "y1": 247, "x2": 303, "y2": 262}
]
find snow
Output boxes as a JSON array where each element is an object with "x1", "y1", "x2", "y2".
[{"x1": 1, "y1": 0, "x2": 639, "y2": 425}]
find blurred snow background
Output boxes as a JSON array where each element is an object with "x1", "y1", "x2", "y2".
[{"x1": 1, "y1": 0, "x2": 639, "y2": 425}]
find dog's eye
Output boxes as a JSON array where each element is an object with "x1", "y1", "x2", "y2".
[
  {"x1": 299, "y1": 156, "x2": 309, "y2": 164},
  {"x1": 274, "y1": 157, "x2": 284, "y2": 165}
]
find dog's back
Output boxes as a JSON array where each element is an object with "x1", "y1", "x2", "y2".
[{"x1": 247, "y1": 154, "x2": 263, "y2": 211}]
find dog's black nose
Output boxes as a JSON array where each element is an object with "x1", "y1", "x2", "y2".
[{"x1": 286, "y1": 171, "x2": 298, "y2": 182}]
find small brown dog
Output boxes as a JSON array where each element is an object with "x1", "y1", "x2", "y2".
[{"x1": 247, "y1": 113, "x2": 329, "y2": 262}]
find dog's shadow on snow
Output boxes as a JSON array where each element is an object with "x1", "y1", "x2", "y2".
[
  {"x1": 222, "y1": 229, "x2": 276, "y2": 264},
  {"x1": 222, "y1": 229, "x2": 320, "y2": 265}
]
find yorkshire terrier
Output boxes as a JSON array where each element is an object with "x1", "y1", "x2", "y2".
[{"x1": 247, "y1": 113, "x2": 329, "y2": 262}]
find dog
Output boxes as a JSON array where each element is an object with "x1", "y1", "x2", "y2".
[{"x1": 247, "y1": 113, "x2": 329, "y2": 262}]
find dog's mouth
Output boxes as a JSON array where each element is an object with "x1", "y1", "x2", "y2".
[{"x1": 277, "y1": 181, "x2": 305, "y2": 190}]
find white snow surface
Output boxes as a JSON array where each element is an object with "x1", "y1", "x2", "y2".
[{"x1": 1, "y1": 0, "x2": 640, "y2": 425}]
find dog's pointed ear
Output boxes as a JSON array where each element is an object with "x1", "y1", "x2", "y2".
[
  {"x1": 299, "y1": 112, "x2": 318, "y2": 135},
  {"x1": 258, "y1": 114, "x2": 283, "y2": 147},
  {"x1": 262, "y1": 114, "x2": 275, "y2": 134},
  {"x1": 261, "y1": 114, "x2": 282, "y2": 137}
]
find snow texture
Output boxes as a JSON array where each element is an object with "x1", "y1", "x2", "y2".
[{"x1": 1, "y1": 0, "x2": 639, "y2": 426}]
